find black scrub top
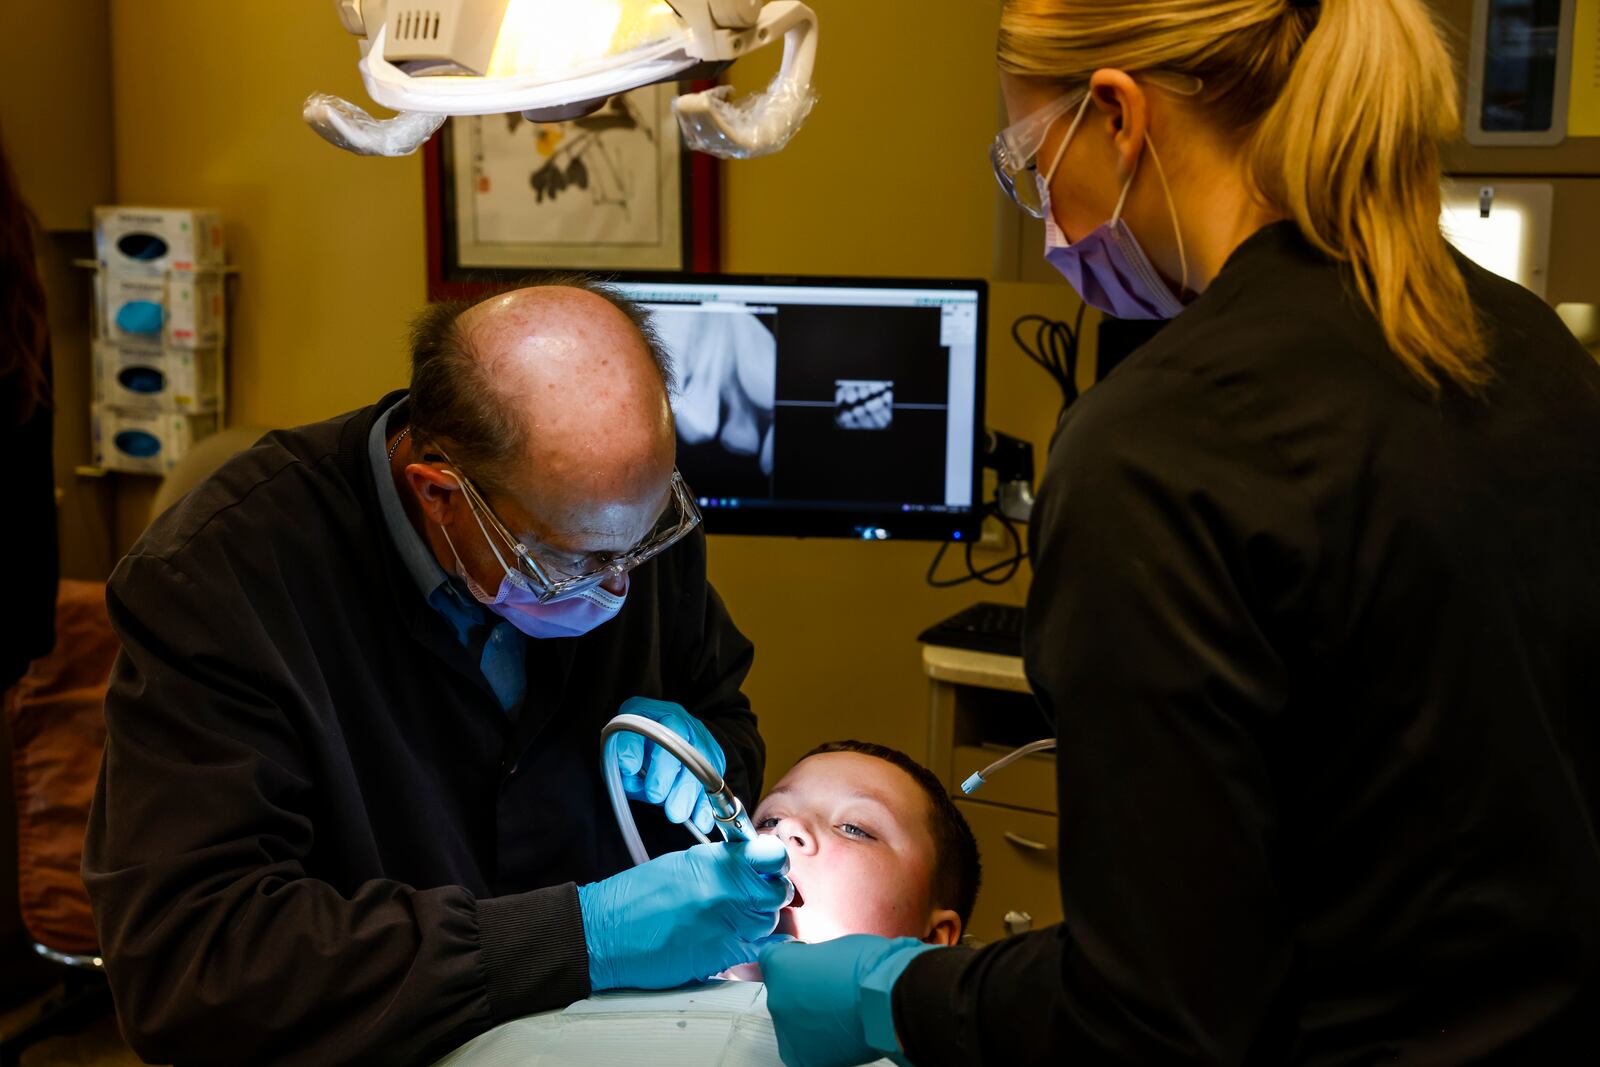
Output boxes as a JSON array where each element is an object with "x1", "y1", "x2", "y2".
[{"x1": 895, "y1": 223, "x2": 1600, "y2": 1065}]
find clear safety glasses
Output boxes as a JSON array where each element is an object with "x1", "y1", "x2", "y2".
[
  {"x1": 990, "y1": 73, "x2": 1204, "y2": 218},
  {"x1": 991, "y1": 89, "x2": 1090, "y2": 219},
  {"x1": 441, "y1": 452, "x2": 702, "y2": 603}
]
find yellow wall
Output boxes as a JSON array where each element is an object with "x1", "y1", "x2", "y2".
[
  {"x1": 107, "y1": 1, "x2": 1092, "y2": 782},
  {"x1": 1, "y1": 0, "x2": 118, "y2": 583},
  {"x1": 2, "y1": 0, "x2": 113, "y2": 232},
  {"x1": 110, "y1": 2, "x2": 428, "y2": 426}
]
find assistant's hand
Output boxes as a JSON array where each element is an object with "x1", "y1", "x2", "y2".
[
  {"x1": 612, "y1": 696, "x2": 728, "y2": 834},
  {"x1": 760, "y1": 935, "x2": 937, "y2": 1067},
  {"x1": 579, "y1": 836, "x2": 793, "y2": 991}
]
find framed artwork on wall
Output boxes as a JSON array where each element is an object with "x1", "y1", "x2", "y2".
[{"x1": 424, "y1": 81, "x2": 721, "y2": 300}]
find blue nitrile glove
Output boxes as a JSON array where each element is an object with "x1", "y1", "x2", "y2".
[
  {"x1": 760, "y1": 934, "x2": 937, "y2": 1067},
  {"x1": 579, "y1": 835, "x2": 793, "y2": 991},
  {"x1": 612, "y1": 696, "x2": 727, "y2": 835}
]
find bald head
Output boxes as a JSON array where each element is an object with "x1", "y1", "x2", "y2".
[{"x1": 408, "y1": 278, "x2": 677, "y2": 547}]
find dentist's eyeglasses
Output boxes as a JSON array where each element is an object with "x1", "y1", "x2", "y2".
[{"x1": 439, "y1": 449, "x2": 702, "y2": 603}]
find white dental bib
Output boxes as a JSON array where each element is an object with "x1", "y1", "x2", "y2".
[{"x1": 432, "y1": 980, "x2": 896, "y2": 1066}]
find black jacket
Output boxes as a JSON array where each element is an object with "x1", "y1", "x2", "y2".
[
  {"x1": 896, "y1": 224, "x2": 1600, "y2": 1064},
  {"x1": 82, "y1": 393, "x2": 763, "y2": 1066}
]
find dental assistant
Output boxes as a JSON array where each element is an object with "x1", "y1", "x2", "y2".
[
  {"x1": 83, "y1": 280, "x2": 790, "y2": 1065},
  {"x1": 762, "y1": 0, "x2": 1600, "y2": 1063}
]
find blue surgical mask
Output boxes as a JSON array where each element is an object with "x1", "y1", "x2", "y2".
[
  {"x1": 1038, "y1": 94, "x2": 1188, "y2": 320},
  {"x1": 441, "y1": 523, "x2": 627, "y2": 640}
]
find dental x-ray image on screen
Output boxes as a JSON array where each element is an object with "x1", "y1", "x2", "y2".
[
  {"x1": 834, "y1": 380, "x2": 895, "y2": 431},
  {"x1": 650, "y1": 306, "x2": 778, "y2": 501},
  {"x1": 769, "y1": 302, "x2": 951, "y2": 504},
  {"x1": 611, "y1": 275, "x2": 986, "y2": 541}
]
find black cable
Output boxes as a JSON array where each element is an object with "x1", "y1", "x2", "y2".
[
  {"x1": 970, "y1": 511, "x2": 1025, "y2": 585},
  {"x1": 924, "y1": 308, "x2": 1087, "y2": 588},
  {"x1": 1010, "y1": 304, "x2": 1087, "y2": 419},
  {"x1": 925, "y1": 500, "x2": 1026, "y2": 588}
]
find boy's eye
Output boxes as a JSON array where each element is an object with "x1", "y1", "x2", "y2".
[
  {"x1": 837, "y1": 823, "x2": 874, "y2": 841},
  {"x1": 755, "y1": 817, "x2": 779, "y2": 830}
]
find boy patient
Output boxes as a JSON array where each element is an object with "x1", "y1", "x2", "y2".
[{"x1": 753, "y1": 740, "x2": 981, "y2": 946}]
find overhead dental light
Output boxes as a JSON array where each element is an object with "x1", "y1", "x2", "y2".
[{"x1": 305, "y1": 0, "x2": 818, "y2": 160}]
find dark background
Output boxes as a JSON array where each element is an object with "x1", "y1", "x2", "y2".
[{"x1": 770, "y1": 304, "x2": 951, "y2": 504}]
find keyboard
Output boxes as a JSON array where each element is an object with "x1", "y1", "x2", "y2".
[{"x1": 917, "y1": 602, "x2": 1025, "y2": 657}]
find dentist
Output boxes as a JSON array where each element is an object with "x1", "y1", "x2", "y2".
[{"x1": 84, "y1": 279, "x2": 791, "y2": 1065}]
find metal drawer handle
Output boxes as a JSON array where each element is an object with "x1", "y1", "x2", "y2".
[{"x1": 1004, "y1": 831, "x2": 1049, "y2": 852}]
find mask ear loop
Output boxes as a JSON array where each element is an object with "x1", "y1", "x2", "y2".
[
  {"x1": 1142, "y1": 136, "x2": 1189, "y2": 296},
  {"x1": 442, "y1": 470, "x2": 522, "y2": 583},
  {"x1": 1040, "y1": 92, "x2": 1093, "y2": 188},
  {"x1": 437, "y1": 524, "x2": 474, "y2": 584},
  {"x1": 1106, "y1": 131, "x2": 1189, "y2": 298},
  {"x1": 438, "y1": 521, "x2": 508, "y2": 608}
]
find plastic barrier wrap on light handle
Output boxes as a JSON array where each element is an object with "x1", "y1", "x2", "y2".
[
  {"x1": 302, "y1": 92, "x2": 446, "y2": 157},
  {"x1": 674, "y1": 0, "x2": 818, "y2": 159}
]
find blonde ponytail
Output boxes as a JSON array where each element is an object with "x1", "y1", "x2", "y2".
[
  {"x1": 1249, "y1": 0, "x2": 1488, "y2": 391},
  {"x1": 1000, "y1": 0, "x2": 1491, "y2": 393}
]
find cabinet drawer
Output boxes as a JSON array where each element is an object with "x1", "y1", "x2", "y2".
[{"x1": 953, "y1": 799, "x2": 1062, "y2": 944}]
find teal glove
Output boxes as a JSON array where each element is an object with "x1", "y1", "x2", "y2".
[
  {"x1": 760, "y1": 935, "x2": 937, "y2": 1067},
  {"x1": 612, "y1": 696, "x2": 727, "y2": 834},
  {"x1": 579, "y1": 836, "x2": 793, "y2": 991}
]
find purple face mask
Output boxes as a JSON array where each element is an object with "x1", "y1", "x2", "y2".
[
  {"x1": 440, "y1": 517, "x2": 628, "y2": 640},
  {"x1": 1038, "y1": 95, "x2": 1188, "y2": 320}
]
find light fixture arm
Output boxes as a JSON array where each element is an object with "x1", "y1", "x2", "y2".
[{"x1": 309, "y1": 0, "x2": 818, "y2": 159}]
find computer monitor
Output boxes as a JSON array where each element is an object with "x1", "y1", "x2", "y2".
[{"x1": 607, "y1": 274, "x2": 987, "y2": 541}]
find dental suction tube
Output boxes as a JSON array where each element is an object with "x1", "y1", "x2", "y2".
[
  {"x1": 961, "y1": 737, "x2": 1056, "y2": 795},
  {"x1": 602, "y1": 712, "x2": 759, "y2": 867}
]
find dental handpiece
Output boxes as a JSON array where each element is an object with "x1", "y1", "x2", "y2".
[
  {"x1": 601, "y1": 712, "x2": 759, "y2": 866},
  {"x1": 705, "y1": 782, "x2": 758, "y2": 844}
]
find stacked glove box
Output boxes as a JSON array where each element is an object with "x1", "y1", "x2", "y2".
[{"x1": 90, "y1": 207, "x2": 226, "y2": 474}]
